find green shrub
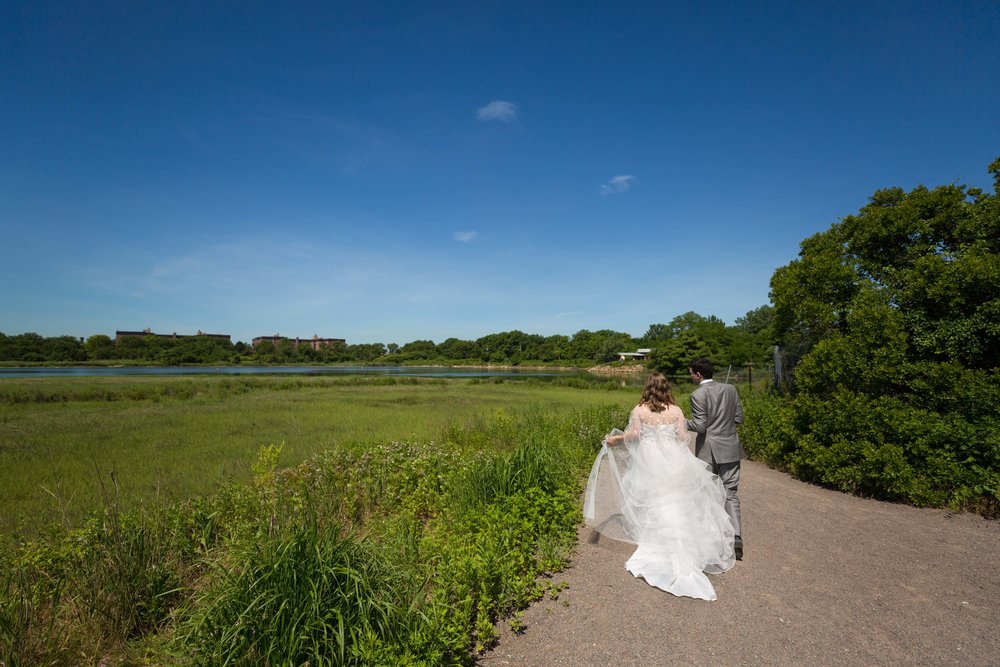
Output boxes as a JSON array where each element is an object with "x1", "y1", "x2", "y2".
[{"x1": 740, "y1": 386, "x2": 1000, "y2": 514}]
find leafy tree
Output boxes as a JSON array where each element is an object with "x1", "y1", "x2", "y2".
[
  {"x1": 276, "y1": 338, "x2": 298, "y2": 362},
  {"x1": 476, "y1": 331, "x2": 534, "y2": 363},
  {"x1": 594, "y1": 330, "x2": 638, "y2": 363},
  {"x1": 348, "y1": 343, "x2": 387, "y2": 362},
  {"x1": 770, "y1": 227, "x2": 862, "y2": 364},
  {"x1": 771, "y1": 158, "x2": 1000, "y2": 371},
  {"x1": 44, "y1": 335, "x2": 85, "y2": 361},
  {"x1": 646, "y1": 312, "x2": 730, "y2": 374},
  {"x1": 539, "y1": 334, "x2": 571, "y2": 362},
  {"x1": 734, "y1": 305, "x2": 774, "y2": 338},
  {"x1": 4, "y1": 332, "x2": 46, "y2": 361},
  {"x1": 638, "y1": 323, "x2": 672, "y2": 347},
  {"x1": 563, "y1": 330, "x2": 598, "y2": 362},
  {"x1": 320, "y1": 340, "x2": 349, "y2": 362},
  {"x1": 437, "y1": 337, "x2": 480, "y2": 360},
  {"x1": 729, "y1": 305, "x2": 776, "y2": 367},
  {"x1": 297, "y1": 343, "x2": 320, "y2": 362},
  {"x1": 253, "y1": 340, "x2": 277, "y2": 362},
  {"x1": 85, "y1": 334, "x2": 117, "y2": 360},
  {"x1": 398, "y1": 340, "x2": 437, "y2": 360},
  {"x1": 115, "y1": 335, "x2": 145, "y2": 360},
  {"x1": 746, "y1": 156, "x2": 1000, "y2": 513}
]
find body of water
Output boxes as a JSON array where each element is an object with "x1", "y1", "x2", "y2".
[{"x1": 0, "y1": 365, "x2": 593, "y2": 380}]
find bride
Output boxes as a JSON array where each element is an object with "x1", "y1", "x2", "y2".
[{"x1": 584, "y1": 372, "x2": 735, "y2": 600}]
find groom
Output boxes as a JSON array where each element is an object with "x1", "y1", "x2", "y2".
[{"x1": 685, "y1": 358, "x2": 746, "y2": 560}]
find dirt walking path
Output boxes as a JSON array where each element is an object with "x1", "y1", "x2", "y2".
[{"x1": 478, "y1": 460, "x2": 1000, "y2": 666}]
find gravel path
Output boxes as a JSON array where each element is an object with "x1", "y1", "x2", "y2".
[{"x1": 478, "y1": 460, "x2": 1000, "y2": 666}]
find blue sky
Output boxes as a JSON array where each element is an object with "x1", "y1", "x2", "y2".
[{"x1": 2, "y1": 1, "x2": 998, "y2": 346}]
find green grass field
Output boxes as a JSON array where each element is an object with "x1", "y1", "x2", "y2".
[{"x1": 0, "y1": 375, "x2": 638, "y2": 541}]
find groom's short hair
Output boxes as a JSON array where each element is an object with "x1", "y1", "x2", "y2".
[{"x1": 689, "y1": 358, "x2": 714, "y2": 378}]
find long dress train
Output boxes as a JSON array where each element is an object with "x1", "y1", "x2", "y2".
[{"x1": 583, "y1": 404, "x2": 735, "y2": 601}]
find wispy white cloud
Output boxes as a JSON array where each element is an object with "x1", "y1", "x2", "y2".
[
  {"x1": 600, "y1": 174, "x2": 636, "y2": 195},
  {"x1": 453, "y1": 231, "x2": 478, "y2": 242},
  {"x1": 477, "y1": 100, "x2": 518, "y2": 123}
]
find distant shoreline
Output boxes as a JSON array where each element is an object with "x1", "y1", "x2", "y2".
[
  {"x1": 586, "y1": 364, "x2": 646, "y2": 375},
  {"x1": 0, "y1": 360, "x2": 650, "y2": 373}
]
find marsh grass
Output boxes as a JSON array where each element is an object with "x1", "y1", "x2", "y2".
[
  {"x1": 0, "y1": 495, "x2": 187, "y2": 664},
  {"x1": 0, "y1": 376, "x2": 635, "y2": 541},
  {"x1": 447, "y1": 424, "x2": 575, "y2": 515},
  {"x1": 0, "y1": 379, "x2": 641, "y2": 665},
  {"x1": 7, "y1": 409, "x2": 632, "y2": 665}
]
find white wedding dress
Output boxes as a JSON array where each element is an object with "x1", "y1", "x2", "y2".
[{"x1": 584, "y1": 404, "x2": 735, "y2": 601}]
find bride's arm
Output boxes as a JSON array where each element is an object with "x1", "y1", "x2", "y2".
[
  {"x1": 607, "y1": 405, "x2": 641, "y2": 445},
  {"x1": 671, "y1": 405, "x2": 689, "y2": 441}
]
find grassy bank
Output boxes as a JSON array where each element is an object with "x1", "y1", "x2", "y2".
[
  {"x1": 0, "y1": 375, "x2": 636, "y2": 542},
  {"x1": 0, "y1": 377, "x2": 638, "y2": 665}
]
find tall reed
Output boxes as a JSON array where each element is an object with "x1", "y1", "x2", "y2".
[{"x1": 179, "y1": 518, "x2": 417, "y2": 666}]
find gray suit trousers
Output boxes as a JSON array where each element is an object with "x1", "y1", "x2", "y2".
[{"x1": 711, "y1": 455, "x2": 741, "y2": 537}]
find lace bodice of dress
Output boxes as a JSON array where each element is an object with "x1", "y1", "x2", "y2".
[{"x1": 624, "y1": 403, "x2": 689, "y2": 442}]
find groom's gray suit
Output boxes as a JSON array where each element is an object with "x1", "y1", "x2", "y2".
[{"x1": 686, "y1": 379, "x2": 745, "y2": 539}]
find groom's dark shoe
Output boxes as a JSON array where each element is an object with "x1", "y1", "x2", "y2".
[{"x1": 734, "y1": 536, "x2": 743, "y2": 561}]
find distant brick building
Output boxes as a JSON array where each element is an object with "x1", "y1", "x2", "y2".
[
  {"x1": 251, "y1": 334, "x2": 346, "y2": 350},
  {"x1": 115, "y1": 328, "x2": 232, "y2": 342}
]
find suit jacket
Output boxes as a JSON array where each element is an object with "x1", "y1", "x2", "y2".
[{"x1": 686, "y1": 380, "x2": 745, "y2": 465}]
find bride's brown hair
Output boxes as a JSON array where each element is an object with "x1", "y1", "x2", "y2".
[{"x1": 640, "y1": 372, "x2": 676, "y2": 412}]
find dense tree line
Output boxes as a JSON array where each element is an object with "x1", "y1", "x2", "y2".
[
  {"x1": 642, "y1": 307, "x2": 775, "y2": 375},
  {"x1": 0, "y1": 333, "x2": 90, "y2": 362},
  {"x1": 0, "y1": 333, "x2": 245, "y2": 365},
  {"x1": 740, "y1": 157, "x2": 1000, "y2": 514},
  {"x1": 0, "y1": 312, "x2": 776, "y2": 369}
]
